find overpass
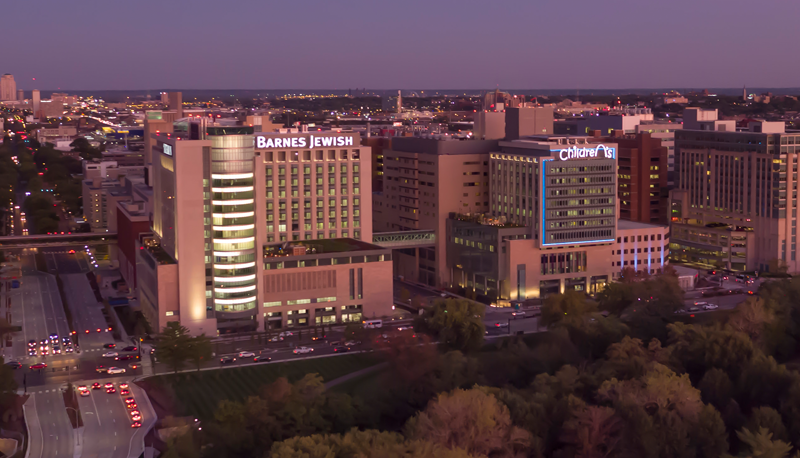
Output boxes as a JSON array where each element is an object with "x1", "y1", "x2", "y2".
[
  {"x1": 0, "y1": 232, "x2": 117, "y2": 247},
  {"x1": 372, "y1": 230, "x2": 435, "y2": 248}
]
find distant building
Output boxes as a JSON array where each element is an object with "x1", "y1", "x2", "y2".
[
  {"x1": 36, "y1": 125, "x2": 77, "y2": 143},
  {"x1": 16, "y1": 89, "x2": 23, "y2": 101},
  {"x1": 0, "y1": 74, "x2": 16, "y2": 101},
  {"x1": 32, "y1": 90, "x2": 40, "y2": 117}
]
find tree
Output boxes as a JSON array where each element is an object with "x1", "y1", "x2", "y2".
[
  {"x1": 667, "y1": 322, "x2": 756, "y2": 378},
  {"x1": 541, "y1": 291, "x2": 597, "y2": 329},
  {"x1": 732, "y1": 427, "x2": 794, "y2": 458},
  {"x1": 744, "y1": 407, "x2": 788, "y2": 443},
  {"x1": 404, "y1": 388, "x2": 531, "y2": 457},
  {"x1": 728, "y1": 297, "x2": 774, "y2": 347},
  {"x1": 270, "y1": 428, "x2": 478, "y2": 458},
  {"x1": 414, "y1": 299, "x2": 485, "y2": 352},
  {"x1": 560, "y1": 404, "x2": 622, "y2": 458},
  {"x1": 154, "y1": 322, "x2": 194, "y2": 373},
  {"x1": 186, "y1": 335, "x2": 212, "y2": 371},
  {"x1": 697, "y1": 368, "x2": 734, "y2": 411}
]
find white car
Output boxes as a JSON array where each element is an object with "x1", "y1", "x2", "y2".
[
  {"x1": 293, "y1": 346, "x2": 313, "y2": 354},
  {"x1": 344, "y1": 340, "x2": 360, "y2": 346},
  {"x1": 107, "y1": 367, "x2": 126, "y2": 374},
  {"x1": 269, "y1": 336, "x2": 284, "y2": 342},
  {"x1": 279, "y1": 331, "x2": 294, "y2": 337},
  {"x1": 703, "y1": 304, "x2": 719, "y2": 310},
  {"x1": 103, "y1": 352, "x2": 119, "y2": 358},
  {"x1": 238, "y1": 351, "x2": 255, "y2": 358}
]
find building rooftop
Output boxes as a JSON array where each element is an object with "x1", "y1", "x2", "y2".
[
  {"x1": 450, "y1": 212, "x2": 524, "y2": 228},
  {"x1": 618, "y1": 219, "x2": 669, "y2": 230},
  {"x1": 264, "y1": 238, "x2": 386, "y2": 258}
]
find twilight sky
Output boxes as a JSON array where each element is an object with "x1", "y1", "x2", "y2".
[{"x1": 3, "y1": 0, "x2": 798, "y2": 90}]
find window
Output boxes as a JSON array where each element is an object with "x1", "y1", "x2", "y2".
[
  {"x1": 263, "y1": 301, "x2": 281, "y2": 307},
  {"x1": 287, "y1": 299, "x2": 311, "y2": 305}
]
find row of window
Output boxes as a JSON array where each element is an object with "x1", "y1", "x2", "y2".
[{"x1": 264, "y1": 254, "x2": 390, "y2": 270}]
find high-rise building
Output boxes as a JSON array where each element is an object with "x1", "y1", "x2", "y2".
[
  {"x1": 0, "y1": 74, "x2": 16, "y2": 101},
  {"x1": 32, "y1": 90, "x2": 41, "y2": 117},
  {"x1": 671, "y1": 109, "x2": 799, "y2": 272},
  {"x1": 446, "y1": 136, "x2": 669, "y2": 302},
  {"x1": 373, "y1": 137, "x2": 497, "y2": 285},
  {"x1": 16, "y1": 89, "x2": 23, "y2": 101},
  {"x1": 136, "y1": 124, "x2": 392, "y2": 335},
  {"x1": 605, "y1": 132, "x2": 670, "y2": 224},
  {"x1": 168, "y1": 92, "x2": 183, "y2": 118}
]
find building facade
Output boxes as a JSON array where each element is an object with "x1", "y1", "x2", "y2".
[
  {"x1": 136, "y1": 124, "x2": 392, "y2": 335},
  {"x1": 672, "y1": 111, "x2": 800, "y2": 273},
  {"x1": 0, "y1": 74, "x2": 16, "y2": 101},
  {"x1": 609, "y1": 132, "x2": 670, "y2": 224}
]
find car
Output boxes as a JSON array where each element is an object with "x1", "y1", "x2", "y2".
[
  {"x1": 396, "y1": 326, "x2": 411, "y2": 331},
  {"x1": 674, "y1": 309, "x2": 687, "y2": 314},
  {"x1": 293, "y1": 346, "x2": 313, "y2": 354},
  {"x1": 703, "y1": 304, "x2": 719, "y2": 310},
  {"x1": 49, "y1": 333, "x2": 58, "y2": 343},
  {"x1": 96, "y1": 366, "x2": 109, "y2": 373},
  {"x1": 104, "y1": 383, "x2": 114, "y2": 389},
  {"x1": 120, "y1": 383, "x2": 129, "y2": 389},
  {"x1": 91, "y1": 383, "x2": 101, "y2": 390},
  {"x1": 80, "y1": 389, "x2": 90, "y2": 397},
  {"x1": 77, "y1": 385, "x2": 87, "y2": 391},
  {"x1": 311, "y1": 335, "x2": 326, "y2": 341},
  {"x1": 126, "y1": 403, "x2": 138, "y2": 410},
  {"x1": 121, "y1": 346, "x2": 138, "y2": 352},
  {"x1": 52, "y1": 345, "x2": 61, "y2": 354},
  {"x1": 5, "y1": 361, "x2": 22, "y2": 369},
  {"x1": 29, "y1": 363, "x2": 47, "y2": 370},
  {"x1": 120, "y1": 389, "x2": 130, "y2": 396},
  {"x1": 106, "y1": 387, "x2": 116, "y2": 393},
  {"x1": 27, "y1": 349, "x2": 36, "y2": 356},
  {"x1": 511, "y1": 311, "x2": 526, "y2": 318},
  {"x1": 219, "y1": 356, "x2": 236, "y2": 364},
  {"x1": 332, "y1": 346, "x2": 351, "y2": 353},
  {"x1": 494, "y1": 322, "x2": 509, "y2": 328},
  {"x1": 124, "y1": 397, "x2": 136, "y2": 405},
  {"x1": 279, "y1": 331, "x2": 294, "y2": 337},
  {"x1": 103, "y1": 343, "x2": 116, "y2": 349},
  {"x1": 27, "y1": 340, "x2": 36, "y2": 348},
  {"x1": 253, "y1": 355, "x2": 272, "y2": 362},
  {"x1": 694, "y1": 301, "x2": 708, "y2": 307},
  {"x1": 102, "y1": 352, "x2": 118, "y2": 358},
  {"x1": 344, "y1": 340, "x2": 360, "y2": 346},
  {"x1": 688, "y1": 306, "x2": 701, "y2": 312},
  {"x1": 40, "y1": 348, "x2": 49, "y2": 356},
  {"x1": 131, "y1": 421, "x2": 142, "y2": 428},
  {"x1": 131, "y1": 414, "x2": 142, "y2": 422},
  {"x1": 108, "y1": 367, "x2": 126, "y2": 375},
  {"x1": 115, "y1": 355, "x2": 137, "y2": 361},
  {"x1": 62, "y1": 337, "x2": 71, "y2": 344},
  {"x1": 65, "y1": 346, "x2": 74, "y2": 353},
  {"x1": 238, "y1": 351, "x2": 255, "y2": 358},
  {"x1": 129, "y1": 410, "x2": 141, "y2": 417},
  {"x1": 269, "y1": 336, "x2": 284, "y2": 342},
  {"x1": 39, "y1": 339, "x2": 48, "y2": 346},
  {"x1": 128, "y1": 363, "x2": 141, "y2": 369},
  {"x1": 68, "y1": 249, "x2": 75, "y2": 254}
]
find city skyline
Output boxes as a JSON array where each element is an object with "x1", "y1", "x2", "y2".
[{"x1": 2, "y1": 0, "x2": 798, "y2": 90}]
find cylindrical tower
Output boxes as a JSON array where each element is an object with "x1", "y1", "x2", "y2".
[{"x1": 207, "y1": 127, "x2": 258, "y2": 321}]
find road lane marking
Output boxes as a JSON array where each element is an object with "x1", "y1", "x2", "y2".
[
  {"x1": 90, "y1": 389, "x2": 102, "y2": 426},
  {"x1": 32, "y1": 394, "x2": 44, "y2": 458}
]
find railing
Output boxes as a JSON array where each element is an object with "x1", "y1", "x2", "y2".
[{"x1": 372, "y1": 230, "x2": 435, "y2": 248}]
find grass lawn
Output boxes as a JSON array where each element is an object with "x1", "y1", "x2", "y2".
[
  {"x1": 329, "y1": 366, "x2": 387, "y2": 400},
  {"x1": 143, "y1": 353, "x2": 380, "y2": 419}
]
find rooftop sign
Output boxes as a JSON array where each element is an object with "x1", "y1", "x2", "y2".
[
  {"x1": 553, "y1": 144, "x2": 615, "y2": 161},
  {"x1": 162, "y1": 143, "x2": 173, "y2": 157},
  {"x1": 255, "y1": 134, "x2": 355, "y2": 149}
]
